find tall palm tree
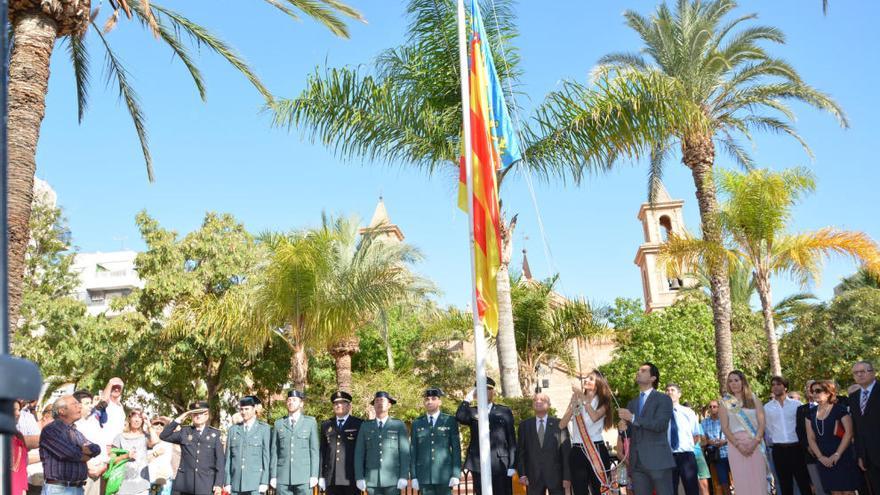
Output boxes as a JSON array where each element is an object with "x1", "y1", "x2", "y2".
[
  {"x1": 528, "y1": 0, "x2": 847, "y2": 387},
  {"x1": 662, "y1": 168, "x2": 880, "y2": 376},
  {"x1": 246, "y1": 215, "x2": 430, "y2": 391},
  {"x1": 272, "y1": 0, "x2": 531, "y2": 397},
  {"x1": 6, "y1": 0, "x2": 363, "y2": 330}
]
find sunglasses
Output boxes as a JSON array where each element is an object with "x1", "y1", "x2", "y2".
[{"x1": 811, "y1": 388, "x2": 827, "y2": 394}]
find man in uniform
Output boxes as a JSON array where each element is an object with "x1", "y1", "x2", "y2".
[
  {"x1": 456, "y1": 377, "x2": 516, "y2": 495},
  {"x1": 354, "y1": 391, "x2": 411, "y2": 495},
  {"x1": 410, "y1": 388, "x2": 461, "y2": 495},
  {"x1": 319, "y1": 391, "x2": 364, "y2": 495},
  {"x1": 160, "y1": 401, "x2": 226, "y2": 495},
  {"x1": 224, "y1": 396, "x2": 271, "y2": 495},
  {"x1": 270, "y1": 391, "x2": 319, "y2": 495}
]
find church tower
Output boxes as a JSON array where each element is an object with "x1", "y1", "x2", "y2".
[
  {"x1": 359, "y1": 196, "x2": 405, "y2": 243},
  {"x1": 633, "y1": 182, "x2": 690, "y2": 312}
]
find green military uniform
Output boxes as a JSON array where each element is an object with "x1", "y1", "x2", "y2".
[
  {"x1": 354, "y1": 392, "x2": 411, "y2": 495},
  {"x1": 225, "y1": 419, "x2": 271, "y2": 494},
  {"x1": 271, "y1": 413, "x2": 320, "y2": 495},
  {"x1": 410, "y1": 412, "x2": 461, "y2": 495}
]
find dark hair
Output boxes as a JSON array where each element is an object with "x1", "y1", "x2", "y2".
[
  {"x1": 811, "y1": 380, "x2": 839, "y2": 404},
  {"x1": 643, "y1": 362, "x2": 660, "y2": 389},
  {"x1": 770, "y1": 376, "x2": 789, "y2": 389},
  {"x1": 587, "y1": 370, "x2": 614, "y2": 430},
  {"x1": 665, "y1": 382, "x2": 681, "y2": 392},
  {"x1": 73, "y1": 390, "x2": 93, "y2": 402}
]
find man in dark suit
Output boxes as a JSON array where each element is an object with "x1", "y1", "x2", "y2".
[
  {"x1": 849, "y1": 360, "x2": 880, "y2": 493},
  {"x1": 456, "y1": 377, "x2": 516, "y2": 495},
  {"x1": 515, "y1": 393, "x2": 571, "y2": 495},
  {"x1": 160, "y1": 401, "x2": 226, "y2": 495},
  {"x1": 617, "y1": 362, "x2": 675, "y2": 495},
  {"x1": 319, "y1": 391, "x2": 364, "y2": 495}
]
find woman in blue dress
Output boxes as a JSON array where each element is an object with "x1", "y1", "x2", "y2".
[{"x1": 805, "y1": 380, "x2": 859, "y2": 494}]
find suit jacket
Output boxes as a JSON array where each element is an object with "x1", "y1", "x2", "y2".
[
  {"x1": 455, "y1": 401, "x2": 516, "y2": 474},
  {"x1": 625, "y1": 390, "x2": 675, "y2": 471},
  {"x1": 850, "y1": 384, "x2": 880, "y2": 468},
  {"x1": 795, "y1": 403, "x2": 816, "y2": 462},
  {"x1": 160, "y1": 422, "x2": 226, "y2": 495},
  {"x1": 225, "y1": 420, "x2": 271, "y2": 491},
  {"x1": 270, "y1": 415, "x2": 320, "y2": 486},
  {"x1": 320, "y1": 415, "x2": 364, "y2": 486},
  {"x1": 354, "y1": 417, "x2": 411, "y2": 487},
  {"x1": 516, "y1": 416, "x2": 571, "y2": 491},
  {"x1": 410, "y1": 413, "x2": 462, "y2": 485}
]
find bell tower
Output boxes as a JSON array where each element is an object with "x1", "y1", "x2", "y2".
[
  {"x1": 359, "y1": 196, "x2": 405, "y2": 243},
  {"x1": 634, "y1": 182, "x2": 689, "y2": 312}
]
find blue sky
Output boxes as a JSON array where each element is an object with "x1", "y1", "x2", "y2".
[{"x1": 36, "y1": 0, "x2": 878, "y2": 310}]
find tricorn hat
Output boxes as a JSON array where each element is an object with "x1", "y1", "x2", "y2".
[{"x1": 371, "y1": 391, "x2": 397, "y2": 405}]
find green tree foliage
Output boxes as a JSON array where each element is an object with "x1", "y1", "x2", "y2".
[
  {"x1": 601, "y1": 299, "x2": 719, "y2": 408},
  {"x1": 780, "y1": 288, "x2": 880, "y2": 389}
]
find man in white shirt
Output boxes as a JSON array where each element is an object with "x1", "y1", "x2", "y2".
[
  {"x1": 665, "y1": 383, "x2": 700, "y2": 495},
  {"x1": 17, "y1": 400, "x2": 40, "y2": 448},
  {"x1": 73, "y1": 390, "x2": 108, "y2": 495},
  {"x1": 765, "y1": 376, "x2": 811, "y2": 495},
  {"x1": 101, "y1": 377, "x2": 126, "y2": 443}
]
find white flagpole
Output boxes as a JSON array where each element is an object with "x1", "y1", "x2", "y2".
[{"x1": 456, "y1": 2, "x2": 494, "y2": 495}]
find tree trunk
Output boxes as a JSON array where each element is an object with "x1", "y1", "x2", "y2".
[
  {"x1": 290, "y1": 342, "x2": 309, "y2": 391},
  {"x1": 379, "y1": 310, "x2": 395, "y2": 371},
  {"x1": 682, "y1": 135, "x2": 733, "y2": 392},
  {"x1": 204, "y1": 356, "x2": 225, "y2": 427},
  {"x1": 7, "y1": 11, "x2": 59, "y2": 331},
  {"x1": 754, "y1": 272, "x2": 783, "y2": 377},
  {"x1": 495, "y1": 214, "x2": 522, "y2": 398},
  {"x1": 329, "y1": 336, "x2": 359, "y2": 393}
]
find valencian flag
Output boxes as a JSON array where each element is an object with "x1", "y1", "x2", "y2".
[{"x1": 458, "y1": 0, "x2": 522, "y2": 336}]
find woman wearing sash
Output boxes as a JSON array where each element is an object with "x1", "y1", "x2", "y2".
[
  {"x1": 560, "y1": 370, "x2": 613, "y2": 495},
  {"x1": 719, "y1": 370, "x2": 767, "y2": 495}
]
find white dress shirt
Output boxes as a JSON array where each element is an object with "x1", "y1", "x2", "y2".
[
  {"x1": 288, "y1": 412, "x2": 302, "y2": 426},
  {"x1": 668, "y1": 405, "x2": 701, "y2": 453},
  {"x1": 426, "y1": 412, "x2": 440, "y2": 425},
  {"x1": 764, "y1": 397, "x2": 802, "y2": 444}
]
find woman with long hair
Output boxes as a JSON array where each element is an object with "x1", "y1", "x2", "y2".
[
  {"x1": 111, "y1": 408, "x2": 155, "y2": 495},
  {"x1": 805, "y1": 380, "x2": 860, "y2": 495},
  {"x1": 560, "y1": 370, "x2": 614, "y2": 495},
  {"x1": 719, "y1": 370, "x2": 767, "y2": 495}
]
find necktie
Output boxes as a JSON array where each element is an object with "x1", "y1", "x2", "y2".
[
  {"x1": 290, "y1": 418, "x2": 296, "y2": 429},
  {"x1": 378, "y1": 420, "x2": 384, "y2": 430},
  {"x1": 862, "y1": 389, "x2": 870, "y2": 414},
  {"x1": 637, "y1": 392, "x2": 647, "y2": 417},
  {"x1": 338, "y1": 419, "x2": 344, "y2": 430},
  {"x1": 429, "y1": 416, "x2": 434, "y2": 428},
  {"x1": 244, "y1": 423, "x2": 250, "y2": 433},
  {"x1": 538, "y1": 418, "x2": 546, "y2": 448},
  {"x1": 670, "y1": 408, "x2": 680, "y2": 451}
]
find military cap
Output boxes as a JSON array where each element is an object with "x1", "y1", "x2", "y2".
[
  {"x1": 330, "y1": 391, "x2": 353, "y2": 403},
  {"x1": 287, "y1": 390, "x2": 306, "y2": 399},
  {"x1": 371, "y1": 391, "x2": 397, "y2": 405},
  {"x1": 473, "y1": 377, "x2": 496, "y2": 389},
  {"x1": 189, "y1": 400, "x2": 210, "y2": 411},
  {"x1": 424, "y1": 388, "x2": 445, "y2": 398},
  {"x1": 239, "y1": 395, "x2": 261, "y2": 407}
]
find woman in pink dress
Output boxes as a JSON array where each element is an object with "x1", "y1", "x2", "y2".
[
  {"x1": 719, "y1": 370, "x2": 768, "y2": 495},
  {"x1": 12, "y1": 400, "x2": 29, "y2": 495}
]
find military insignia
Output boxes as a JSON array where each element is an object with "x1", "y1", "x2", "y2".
[
  {"x1": 211, "y1": 433, "x2": 217, "y2": 438},
  {"x1": 187, "y1": 434, "x2": 193, "y2": 441}
]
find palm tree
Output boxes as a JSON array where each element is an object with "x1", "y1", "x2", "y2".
[
  {"x1": 527, "y1": 0, "x2": 847, "y2": 387},
  {"x1": 272, "y1": 0, "x2": 532, "y2": 397},
  {"x1": 247, "y1": 215, "x2": 430, "y2": 391},
  {"x1": 662, "y1": 168, "x2": 880, "y2": 376},
  {"x1": 6, "y1": 0, "x2": 363, "y2": 330},
  {"x1": 835, "y1": 268, "x2": 880, "y2": 293}
]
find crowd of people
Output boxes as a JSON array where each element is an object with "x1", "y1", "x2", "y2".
[{"x1": 9, "y1": 360, "x2": 879, "y2": 495}]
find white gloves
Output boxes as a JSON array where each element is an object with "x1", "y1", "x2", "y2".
[
  {"x1": 309, "y1": 477, "x2": 318, "y2": 488},
  {"x1": 258, "y1": 485, "x2": 268, "y2": 493},
  {"x1": 449, "y1": 478, "x2": 460, "y2": 487},
  {"x1": 507, "y1": 469, "x2": 516, "y2": 477},
  {"x1": 356, "y1": 480, "x2": 367, "y2": 491},
  {"x1": 223, "y1": 486, "x2": 232, "y2": 494},
  {"x1": 396, "y1": 479, "x2": 408, "y2": 490},
  {"x1": 411, "y1": 479, "x2": 420, "y2": 490},
  {"x1": 318, "y1": 478, "x2": 326, "y2": 491},
  {"x1": 269, "y1": 478, "x2": 277, "y2": 489}
]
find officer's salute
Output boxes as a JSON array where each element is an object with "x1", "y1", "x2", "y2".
[
  {"x1": 160, "y1": 401, "x2": 226, "y2": 495},
  {"x1": 319, "y1": 391, "x2": 364, "y2": 495},
  {"x1": 354, "y1": 391, "x2": 412, "y2": 495},
  {"x1": 270, "y1": 390, "x2": 320, "y2": 495},
  {"x1": 410, "y1": 388, "x2": 462, "y2": 495},
  {"x1": 224, "y1": 396, "x2": 271, "y2": 495}
]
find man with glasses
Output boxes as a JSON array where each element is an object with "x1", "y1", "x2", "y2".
[
  {"x1": 224, "y1": 396, "x2": 271, "y2": 495},
  {"x1": 160, "y1": 401, "x2": 225, "y2": 495},
  {"x1": 849, "y1": 361, "x2": 879, "y2": 493},
  {"x1": 700, "y1": 400, "x2": 730, "y2": 495}
]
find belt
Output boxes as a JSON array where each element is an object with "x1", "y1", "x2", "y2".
[
  {"x1": 772, "y1": 442, "x2": 800, "y2": 447},
  {"x1": 46, "y1": 480, "x2": 87, "y2": 487}
]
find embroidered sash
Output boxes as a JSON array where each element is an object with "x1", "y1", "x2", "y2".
[{"x1": 574, "y1": 404, "x2": 613, "y2": 493}]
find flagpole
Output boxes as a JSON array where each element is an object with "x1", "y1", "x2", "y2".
[{"x1": 456, "y1": 2, "x2": 493, "y2": 495}]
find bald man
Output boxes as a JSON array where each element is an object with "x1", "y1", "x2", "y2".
[
  {"x1": 39, "y1": 395, "x2": 102, "y2": 495},
  {"x1": 516, "y1": 393, "x2": 571, "y2": 495}
]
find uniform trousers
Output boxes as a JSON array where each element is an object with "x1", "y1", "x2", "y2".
[
  {"x1": 275, "y1": 485, "x2": 311, "y2": 495},
  {"x1": 365, "y1": 488, "x2": 398, "y2": 495},
  {"x1": 326, "y1": 485, "x2": 360, "y2": 495},
  {"x1": 419, "y1": 485, "x2": 451, "y2": 495}
]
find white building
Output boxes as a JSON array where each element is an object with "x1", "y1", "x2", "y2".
[{"x1": 72, "y1": 250, "x2": 143, "y2": 316}]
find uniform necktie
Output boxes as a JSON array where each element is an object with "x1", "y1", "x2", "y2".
[
  {"x1": 538, "y1": 418, "x2": 546, "y2": 447},
  {"x1": 670, "y1": 408, "x2": 680, "y2": 451},
  {"x1": 378, "y1": 420, "x2": 384, "y2": 430},
  {"x1": 290, "y1": 418, "x2": 296, "y2": 429},
  {"x1": 862, "y1": 389, "x2": 870, "y2": 414},
  {"x1": 338, "y1": 419, "x2": 345, "y2": 430},
  {"x1": 429, "y1": 416, "x2": 434, "y2": 428}
]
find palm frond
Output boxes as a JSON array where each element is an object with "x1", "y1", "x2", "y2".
[
  {"x1": 261, "y1": 0, "x2": 364, "y2": 39},
  {"x1": 773, "y1": 228, "x2": 880, "y2": 287},
  {"x1": 67, "y1": 34, "x2": 91, "y2": 123},
  {"x1": 93, "y1": 23, "x2": 154, "y2": 182}
]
